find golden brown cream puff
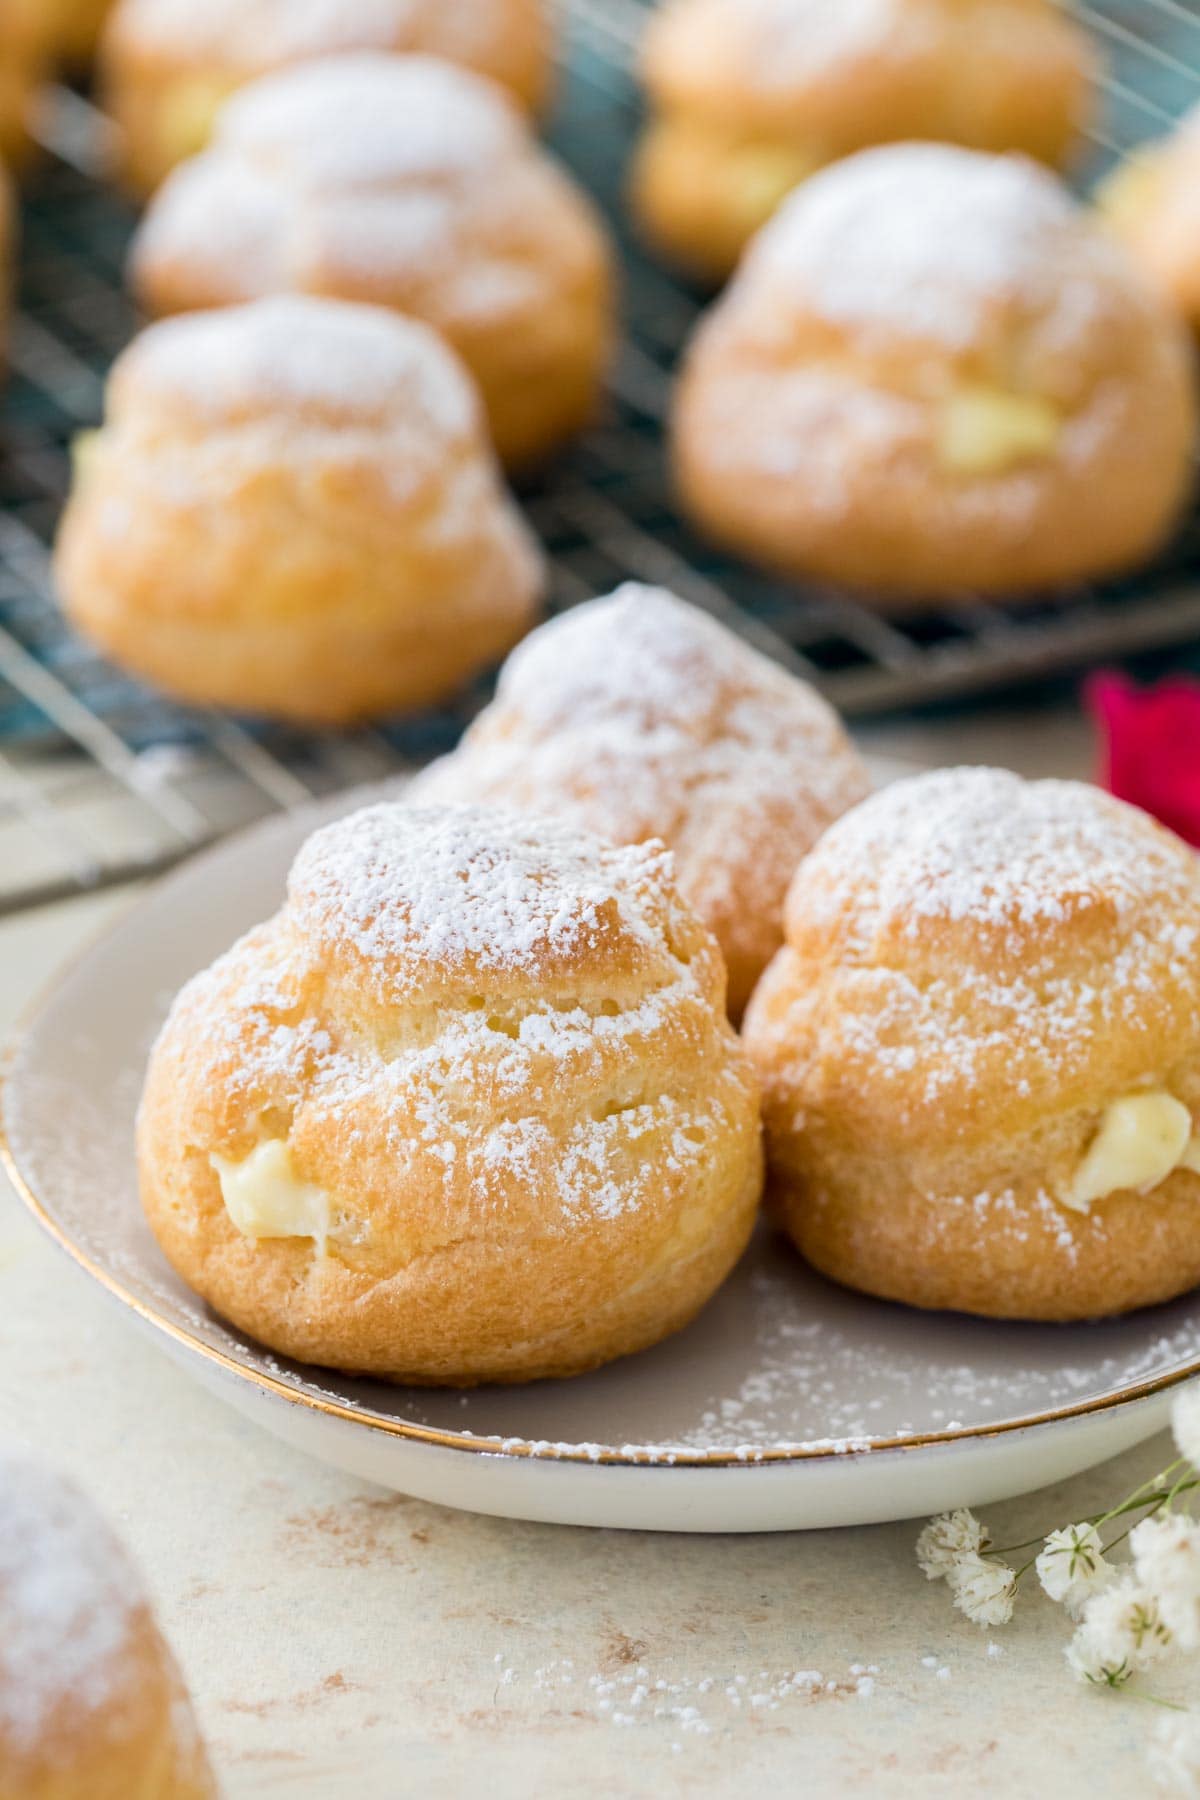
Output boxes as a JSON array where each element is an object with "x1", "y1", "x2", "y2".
[
  {"x1": 412, "y1": 583, "x2": 870, "y2": 1019},
  {"x1": 0, "y1": 2, "x2": 49, "y2": 166},
  {"x1": 31, "y1": 0, "x2": 115, "y2": 66},
  {"x1": 137, "y1": 803, "x2": 764, "y2": 1384},
  {"x1": 632, "y1": 0, "x2": 1097, "y2": 281},
  {"x1": 1100, "y1": 106, "x2": 1200, "y2": 338},
  {"x1": 53, "y1": 295, "x2": 543, "y2": 724},
  {"x1": 128, "y1": 52, "x2": 613, "y2": 469},
  {"x1": 674, "y1": 144, "x2": 1197, "y2": 603},
  {"x1": 743, "y1": 766, "x2": 1200, "y2": 1321},
  {"x1": 0, "y1": 1450, "x2": 216, "y2": 1799},
  {"x1": 100, "y1": 0, "x2": 553, "y2": 196}
]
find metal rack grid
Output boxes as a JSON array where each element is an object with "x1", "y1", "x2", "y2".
[{"x1": 1, "y1": 0, "x2": 1200, "y2": 914}]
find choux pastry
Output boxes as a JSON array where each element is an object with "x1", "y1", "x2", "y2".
[
  {"x1": 0, "y1": 1449, "x2": 216, "y2": 1799},
  {"x1": 128, "y1": 52, "x2": 614, "y2": 468},
  {"x1": 674, "y1": 144, "x2": 1198, "y2": 603},
  {"x1": 632, "y1": 0, "x2": 1097, "y2": 280},
  {"x1": 743, "y1": 766, "x2": 1200, "y2": 1321},
  {"x1": 137, "y1": 803, "x2": 763, "y2": 1384},
  {"x1": 53, "y1": 295, "x2": 543, "y2": 724},
  {"x1": 413, "y1": 583, "x2": 870, "y2": 1019},
  {"x1": 100, "y1": 0, "x2": 552, "y2": 196}
]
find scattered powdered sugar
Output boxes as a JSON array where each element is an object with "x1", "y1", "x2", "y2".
[
  {"x1": 746, "y1": 143, "x2": 1124, "y2": 348},
  {"x1": 114, "y1": 0, "x2": 522, "y2": 66},
  {"x1": 116, "y1": 295, "x2": 478, "y2": 437},
  {"x1": 288, "y1": 802, "x2": 676, "y2": 996},
  {"x1": 0, "y1": 1454, "x2": 137, "y2": 1750}
]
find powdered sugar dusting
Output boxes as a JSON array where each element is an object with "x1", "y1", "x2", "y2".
[
  {"x1": 115, "y1": 295, "x2": 478, "y2": 436},
  {"x1": 289, "y1": 803, "x2": 676, "y2": 995},
  {"x1": 412, "y1": 585, "x2": 869, "y2": 993},
  {"x1": 748, "y1": 144, "x2": 1123, "y2": 348},
  {"x1": 113, "y1": 0, "x2": 526, "y2": 66},
  {"x1": 0, "y1": 1455, "x2": 137, "y2": 1750},
  {"x1": 214, "y1": 54, "x2": 522, "y2": 188}
]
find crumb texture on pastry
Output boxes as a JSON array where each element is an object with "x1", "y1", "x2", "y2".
[
  {"x1": 413, "y1": 583, "x2": 870, "y2": 1016},
  {"x1": 674, "y1": 143, "x2": 1197, "y2": 600},
  {"x1": 53, "y1": 295, "x2": 543, "y2": 724},
  {"x1": 129, "y1": 52, "x2": 613, "y2": 467},
  {"x1": 742, "y1": 766, "x2": 1200, "y2": 1319},
  {"x1": 138, "y1": 804, "x2": 763, "y2": 1384},
  {"x1": 0, "y1": 1451, "x2": 216, "y2": 1798},
  {"x1": 632, "y1": 0, "x2": 1095, "y2": 277}
]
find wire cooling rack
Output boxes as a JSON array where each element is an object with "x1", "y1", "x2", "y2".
[{"x1": 1, "y1": 0, "x2": 1199, "y2": 914}]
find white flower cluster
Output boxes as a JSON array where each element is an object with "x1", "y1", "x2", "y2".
[
  {"x1": 916, "y1": 1509, "x2": 1015, "y2": 1626},
  {"x1": 914, "y1": 1383, "x2": 1200, "y2": 1792}
]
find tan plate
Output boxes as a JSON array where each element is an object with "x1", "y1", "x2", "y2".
[{"x1": 4, "y1": 789, "x2": 1199, "y2": 1531}]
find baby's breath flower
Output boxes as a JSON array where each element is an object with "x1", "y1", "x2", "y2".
[
  {"x1": 1133, "y1": 1515, "x2": 1200, "y2": 1650},
  {"x1": 948, "y1": 1552, "x2": 1016, "y2": 1627},
  {"x1": 1067, "y1": 1577, "x2": 1172, "y2": 1686},
  {"x1": 916, "y1": 1509, "x2": 988, "y2": 1581},
  {"x1": 1036, "y1": 1522, "x2": 1114, "y2": 1618},
  {"x1": 1148, "y1": 1712, "x2": 1200, "y2": 1795},
  {"x1": 1171, "y1": 1382, "x2": 1200, "y2": 1473}
]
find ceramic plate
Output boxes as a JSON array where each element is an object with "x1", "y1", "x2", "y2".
[{"x1": 4, "y1": 789, "x2": 1200, "y2": 1533}]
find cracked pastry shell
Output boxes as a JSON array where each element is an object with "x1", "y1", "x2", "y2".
[
  {"x1": 137, "y1": 803, "x2": 764, "y2": 1385},
  {"x1": 673, "y1": 143, "x2": 1198, "y2": 603},
  {"x1": 412, "y1": 583, "x2": 870, "y2": 1019},
  {"x1": 52, "y1": 295, "x2": 543, "y2": 725},
  {"x1": 128, "y1": 52, "x2": 614, "y2": 470},
  {"x1": 742, "y1": 766, "x2": 1200, "y2": 1321}
]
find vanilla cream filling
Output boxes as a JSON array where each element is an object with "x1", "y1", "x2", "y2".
[
  {"x1": 211, "y1": 1139, "x2": 333, "y2": 1250},
  {"x1": 1063, "y1": 1091, "x2": 1199, "y2": 1213},
  {"x1": 158, "y1": 75, "x2": 233, "y2": 164},
  {"x1": 936, "y1": 385, "x2": 1061, "y2": 475}
]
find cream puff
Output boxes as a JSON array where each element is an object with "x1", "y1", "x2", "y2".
[
  {"x1": 0, "y1": 1450, "x2": 216, "y2": 1799},
  {"x1": 632, "y1": 0, "x2": 1097, "y2": 281},
  {"x1": 1100, "y1": 105, "x2": 1200, "y2": 338},
  {"x1": 137, "y1": 803, "x2": 763, "y2": 1384},
  {"x1": 412, "y1": 584, "x2": 870, "y2": 1019},
  {"x1": 31, "y1": 0, "x2": 115, "y2": 66},
  {"x1": 742, "y1": 766, "x2": 1200, "y2": 1321},
  {"x1": 53, "y1": 295, "x2": 543, "y2": 724},
  {"x1": 674, "y1": 144, "x2": 1198, "y2": 603},
  {"x1": 100, "y1": 0, "x2": 553, "y2": 196},
  {"x1": 128, "y1": 53, "x2": 613, "y2": 469}
]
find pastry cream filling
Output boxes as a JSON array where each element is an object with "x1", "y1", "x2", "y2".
[
  {"x1": 211, "y1": 1139, "x2": 333, "y2": 1250},
  {"x1": 723, "y1": 141, "x2": 818, "y2": 230},
  {"x1": 1095, "y1": 152, "x2": 1162, "y2": 229},
  {"x1": 158, "y1": 75, "x2": 232, "y2": 164},
  {"x1": 936, "y1": 386, "x2": 1061, "y2": 475},
  {"x1": 1064, "y1": 1091, "x2": 1198, "y2": 1213}
]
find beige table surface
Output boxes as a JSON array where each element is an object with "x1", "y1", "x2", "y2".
[{"x1": 2, "y1": 706, "x2": 1193, "y2": 1799}]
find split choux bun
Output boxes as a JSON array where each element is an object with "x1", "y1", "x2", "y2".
[
  {"x1": 52, "y1": 295, "x2": 543, "y2": 725},
  {"x1": 632, "y1": 0, "x2": 1097, "y2": 281},
  {"x1": 100, "y1": 0, "x2": 553, "y2": 196},
  {"x1": 137, "y1": 803, "x2": 764, "y2": 1385},
  {"x1": 412, "y1": 584, "x2": 870, "y2": 1020},
  {"x1": 1100, "y1": 105, "x2": 1200, "y2": 338},
  {"x1": 674, "y1": 144, "x2": 1198, "y2": 603},
  {"x1": 0, "y1": 1450, "x2": 216, "y2": 1799},
  {"x1": 742, "y1": 766, "x2": 1200, "y2": 1322},
  {"x1": 128, "y1": 53, "x2": 614, "y2": 469}
]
